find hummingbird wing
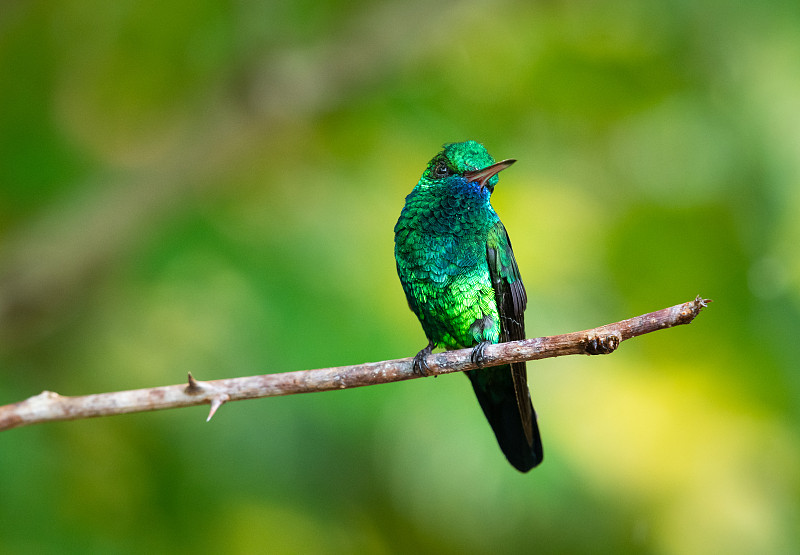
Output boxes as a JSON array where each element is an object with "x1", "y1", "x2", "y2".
[{"x1": 486, "y1": 221, "x2": 536, "y2": 448}]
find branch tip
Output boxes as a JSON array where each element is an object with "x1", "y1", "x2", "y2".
[
  {"x1": 697, "y1": 296, "x2": 712, "y2": 307},
  {"x1": 673, "y1": 295, "x2": 712, "y2": 326}
]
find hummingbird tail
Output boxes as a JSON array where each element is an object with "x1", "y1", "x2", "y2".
[{"x1": 467, "y1": 365, "x2": 543, "y2": 472}]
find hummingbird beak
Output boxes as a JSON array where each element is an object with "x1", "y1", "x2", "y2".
[{"x1": 464, "y1": 159, "x2": 516, "y2": 189}]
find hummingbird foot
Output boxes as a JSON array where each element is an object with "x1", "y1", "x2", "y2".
[
  {"x1": 470, "y1": 340, "x2": 492, "y2": 368},
  {"x1": 412, "y1": 340, "x2": 436, "y2": 376}
]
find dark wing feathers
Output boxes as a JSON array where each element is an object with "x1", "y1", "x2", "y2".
[{"x1": 486, "y1": 222, "x2": 535, "y2": 447}]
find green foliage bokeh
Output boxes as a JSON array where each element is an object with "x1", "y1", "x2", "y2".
[{"x1": 1, "y1": 1, "x2": 799, "y2": 553}]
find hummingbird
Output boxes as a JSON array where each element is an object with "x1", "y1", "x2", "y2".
[{"x1": 394, "y1": 140, "x2": 543, "y2": 472}]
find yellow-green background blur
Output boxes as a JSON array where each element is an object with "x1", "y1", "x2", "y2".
[{"x1": 1, "y1": 1, "x2": 798, "y2": 553}]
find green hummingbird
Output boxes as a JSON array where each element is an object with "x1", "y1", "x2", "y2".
[{"x1": 394, "y1": 140, "x2": 543, "y2": 472}]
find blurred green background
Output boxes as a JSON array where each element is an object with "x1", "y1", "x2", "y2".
[{"x1": 1, "y1": 1, "x2": 799, "y2": 553}]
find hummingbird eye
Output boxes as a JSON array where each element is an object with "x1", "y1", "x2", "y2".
[{"x1": 434, "y1": 161, "x2": 450, "y2": 177}]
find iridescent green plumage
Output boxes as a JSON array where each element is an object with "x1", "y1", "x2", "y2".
[
  {"x1": 394, "y1": 140, "x2": 543, "y2": 472},
  {"x1": 394, "y1": 141, "x2": 542, "y2": 472}
]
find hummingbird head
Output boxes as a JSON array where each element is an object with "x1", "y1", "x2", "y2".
[{"x1": 421, "y1": 140, "x2": 515, "y2": 194}]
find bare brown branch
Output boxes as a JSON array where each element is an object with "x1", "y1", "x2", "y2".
[{"x1": 0, "y1": 296, "x2": 710, "y2": 431}]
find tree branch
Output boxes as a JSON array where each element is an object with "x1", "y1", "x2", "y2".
[{"x1": 0, "y1": 296, "x2": 710, "y2": 432}]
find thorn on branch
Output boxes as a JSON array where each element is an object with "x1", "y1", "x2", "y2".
[
  {"x1": 207, "y1": 394, "x2": 229, "y2": 422},
  {"x1": 185, "y1": 372, "x2": 202, "y2": 394},
  {"x1": 184, "y1": 372, "x2": 229, "y2": 421}
]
